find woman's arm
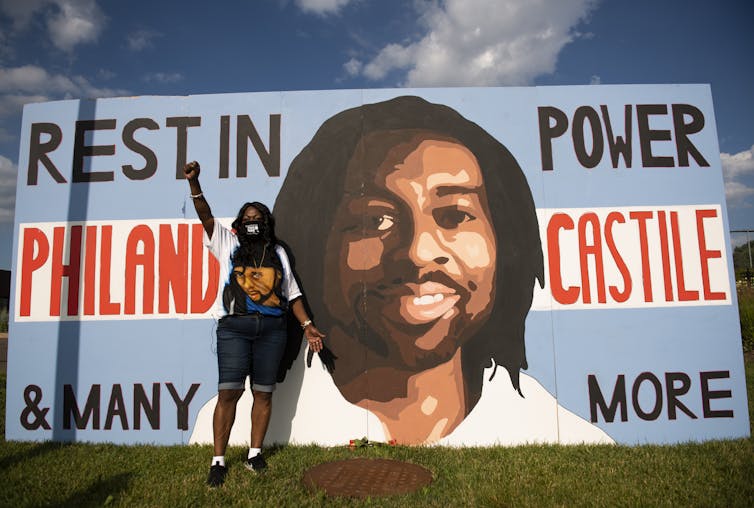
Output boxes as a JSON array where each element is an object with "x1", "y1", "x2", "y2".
[
  {"x1": 184, "y1": 161, "x2": 215, "y2": 238},
  {"x1": 290, "y1": 298, "x2": 325, "y2": 353}
]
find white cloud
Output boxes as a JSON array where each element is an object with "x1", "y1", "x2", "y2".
[
  {"x1": 0, "y1": 0, "x2": 49, "y2": 29},
  {"x1": 721, "y1": 145, "x2": 754, "y2": 206},
  {"x1": 721, "y1": 145, "x2": 754, "y2": 180},
  {"x1": 0, "y1": 154, "x2": 17, "y2": 223},
  {"x1": 0, "y1": 64, "x2": 130, "y2": 147},
  {"x1": 343, "y1": 57, "x2": 363, "y2": 77},
  {"x1": 725, "y1": 180, "x2": 754, "y2": 205},
  {"x1": 47, "y1": 0, "x2": 107, "y2": 52},
  {"x1": 0, "y1": 65, "x2": 78, "y2": 95},
  {"x1": 0, "y1": 64, "x2": 128, "y2": 98},
  {"x1": 363, "y1": 43, "x2": 416, "y2": 80},
  {"x1": 127, "y1": 29, "x2": 162, "y2": 51},
  {"x1": 0, "y1": 94, "x2": 50, "y2": 118},
  {"x1": 352, "y1": 0, "x2": 598, "y2": 87},
  {"x1": 142, "y1": 72, "x2": 184, "y2": 84},
  {"x1": 0, "y1": 0, "x2": 106, "y2": 53},
  {"x1": 296, "y1": 0, "x2": 354, "y2": 15},
  {"x1": 590, "y1": 75, "x2": 601, "y2": 85}
]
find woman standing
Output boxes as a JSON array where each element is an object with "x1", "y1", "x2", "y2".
[{"x1": 184, "y1": 161, "x2": 325, "y2": 487}]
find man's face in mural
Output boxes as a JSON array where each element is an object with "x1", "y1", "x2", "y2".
[{"x1": 325, "y1": 130, "x2": 497, "y2": 370}]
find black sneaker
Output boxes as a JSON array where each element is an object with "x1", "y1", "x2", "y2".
[
  {"x1": 244, "y1": 453, "x2": 267, "y2": 473},
  {"x1": 207, "y1": 462, "x2": 227, "y2": 487}
]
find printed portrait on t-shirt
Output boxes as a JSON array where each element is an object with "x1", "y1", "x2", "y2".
[
  {"x1": 222, "y1": 208, "x2": 287, "y2": 316},
  {"x1": 231, "y1": 266, "x2": 281, "y2": 307}
]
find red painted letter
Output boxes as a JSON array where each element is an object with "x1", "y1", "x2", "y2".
[{"x1": 20, "y1": 228, "x2": 50, "y2": 317}]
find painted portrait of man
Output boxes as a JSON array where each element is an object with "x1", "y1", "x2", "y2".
[
  {"x1": 189, "y1": 95, "x2": 612, "y2": 447},
  {"x1": 272, "y1": 95, "x2": 606, "y2": 444}
]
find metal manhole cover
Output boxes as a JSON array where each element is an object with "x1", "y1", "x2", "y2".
[{"x1": 302, "y1": 458, "x2": 433, "y2": 498}]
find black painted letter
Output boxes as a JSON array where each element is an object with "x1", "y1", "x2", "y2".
[
  {"x1": 28, "y1": 122, "x2": 65, "y2": 185},
  {"x1": 588, "y1": 374, "x2": 628, "y2": 423},
  {"x1": 63, "y1": 384, "x2": 101, "y2": 430},
  {"x1": 166, "y1": 383, "x2": 200, "y2": 430},
  {"x1": 73, "y1": 119, "x2": 116, "y2": 182},
  {"x1": 700, "y1": 370, "x2": 733, "y2": 418},
  {"x1": 122, "y1": 118, "x2": 159, "y2": 180},
  {"x1": 538, "y1": 106, "x2": 568, "y2": 171}
]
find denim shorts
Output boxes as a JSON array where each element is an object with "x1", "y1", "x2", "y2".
[{"x1": 216, "y1": 313, "x2": 287, "y2": 392}]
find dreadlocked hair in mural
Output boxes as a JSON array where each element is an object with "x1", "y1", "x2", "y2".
[{"x1": 274, "y1": 96, "x2": 544, "y2": 405}]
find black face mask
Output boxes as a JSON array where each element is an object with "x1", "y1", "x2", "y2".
[{"x1": 242, "y1": 220, "x2": 265, "y2": 238}]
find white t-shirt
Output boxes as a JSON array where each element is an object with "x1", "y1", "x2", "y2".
[
  {"x1": 206, "y1": 224, "x2": 302, "y2": 318},
  {"x1": 188, "y1": 350, "x2": 614, "y2": 446}
]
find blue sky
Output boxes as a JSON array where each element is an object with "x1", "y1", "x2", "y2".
[{"x1": 0, "y1": 0, "x2": 752, "y2": 270}]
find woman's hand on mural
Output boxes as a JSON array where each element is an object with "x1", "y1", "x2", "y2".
[
  {"x1": 184, "y1": 160, "x2": 201, "y2": 181},
  {"x1": 304, "y1": 324, "x2": 326, "y2": 353}
]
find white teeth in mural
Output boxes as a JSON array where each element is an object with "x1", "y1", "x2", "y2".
[{"x1": 413, "y1": 294, "x2": 445, "y2": 306}]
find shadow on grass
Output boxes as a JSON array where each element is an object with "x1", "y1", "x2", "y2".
[
  {"x1": 56, "y1": 472, "x2": 133, "y2": 508},
  {"x1": 0, "y1": 375, "x2": 80, "y2": 473},
  {"x1": 224, "y1": 443, "x2": 287, "y2": 468},
  {"x1": 0, "y1": 440, "x2": 74, "y2": 471},
  {"x1": 260, "y1": 443, "x2": 285, "y2": 461}
]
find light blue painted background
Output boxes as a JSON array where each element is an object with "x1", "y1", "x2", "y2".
[{"x1": 6, "y1": 85, "x2": 749, "y2": 444}]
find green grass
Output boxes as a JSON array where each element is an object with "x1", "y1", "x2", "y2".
[{"x1": 1, "y1": 364, "x2": 753, "y2": 507}]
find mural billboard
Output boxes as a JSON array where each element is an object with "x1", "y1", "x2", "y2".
[{"x1": 6, "y1": 85, "x2": 750, "y2": 446}]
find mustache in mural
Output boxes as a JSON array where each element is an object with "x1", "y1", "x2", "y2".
[{"x1": 354, "y1": 269, "x2": 472, "y2": 339}]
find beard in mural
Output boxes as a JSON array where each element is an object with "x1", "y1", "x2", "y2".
[{"x1": 274, "y1": 96, "x2": 544, "y2": 444}]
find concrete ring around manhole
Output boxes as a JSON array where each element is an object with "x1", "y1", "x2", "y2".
[{"x1": 302, "y1": 458, "x2": 433, "y2": 498}]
